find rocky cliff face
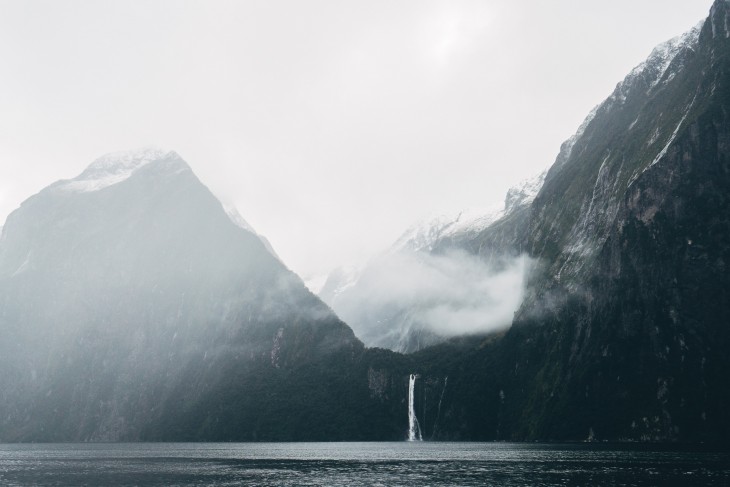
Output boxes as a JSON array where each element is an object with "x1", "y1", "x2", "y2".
[
  {"x1": 507, "y1": 2, "x2": 730, "y2": 441},
  {"x1": 405, "y1": 1, "x2": 730, "y2": 442},
  {"x1": 528, "y1": 23, "x2": 702, "y2": 288}
]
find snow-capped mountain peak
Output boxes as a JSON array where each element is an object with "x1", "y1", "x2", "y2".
[{"x1": 59, "y1": 147, "x2": 180, "y2": 193}]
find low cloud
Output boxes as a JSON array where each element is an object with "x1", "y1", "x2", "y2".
[{"x1": 328, "y1": 249, "x2": 533, "y2": 348}]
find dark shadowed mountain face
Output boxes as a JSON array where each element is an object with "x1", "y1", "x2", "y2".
[
  {"x1": 0, "y1": 148, "x2": 363, "y2": 441},
  {"x1": 403, "y1": 1, "x2": 730, "y2": 442},
  {"x1": 507, "y1": 2, "x2": 730, "y2": 441}
]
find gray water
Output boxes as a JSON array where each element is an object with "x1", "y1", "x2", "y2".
[{"x1": 0, "y1": 442, "x2": 728, "y2": 486}]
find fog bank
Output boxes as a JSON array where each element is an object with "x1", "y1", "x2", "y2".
[{"x1": 325, "y1": 250, "x2": 532, "y2": 351}]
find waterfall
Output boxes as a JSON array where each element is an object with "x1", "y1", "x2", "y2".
[
  {"x1": 432, "y1": 376, "x2": 448, "y2": 438},
  {"x1": 408, "y1": 373, "x2": 422, "y2": 441}
]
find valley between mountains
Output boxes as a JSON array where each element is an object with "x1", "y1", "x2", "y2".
[{"x1": 1, "y1": 0, "x2": 730, "y2": 443}]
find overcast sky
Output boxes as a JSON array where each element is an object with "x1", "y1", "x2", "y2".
[{"x1": 0, "y1": 0, "x2": 714, "y2": 280}]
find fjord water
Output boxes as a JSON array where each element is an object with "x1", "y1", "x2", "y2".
[{"x1": 0, "y1": 442, "x2": 727, "y2": 486}]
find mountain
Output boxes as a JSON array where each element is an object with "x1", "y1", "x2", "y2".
[
  {"x1": 508, "y1": 4, "x2": 730, "y2": 441},
  {"x1": 320, "y1": 171, "x2": 544, "y2": 353},
  {"x1": 0, "y1": 148, "x2": 372, "y2": 441},
  {"x1": 3, "y1": 2, "x2": 730, "y2": 444},
  {"x1": 401, "y1": 1, "x2": 730, "y2": 442}
]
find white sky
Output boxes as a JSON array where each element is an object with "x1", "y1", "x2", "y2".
[{"x1": 0, "y1": 0, "x2": 713, "y2": 280}]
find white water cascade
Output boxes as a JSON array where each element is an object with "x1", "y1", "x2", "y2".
[{"x1": 408, "y1": 374, "x2": 423, "y2": 441}]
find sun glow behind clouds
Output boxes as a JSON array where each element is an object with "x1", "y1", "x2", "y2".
[{"x1": 424, "y1": 4, "x2": 493, "y2": 66}]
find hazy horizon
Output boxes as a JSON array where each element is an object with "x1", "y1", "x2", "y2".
[{"x1": 0, "y1": 0, "x2": 714, "y2": 280}]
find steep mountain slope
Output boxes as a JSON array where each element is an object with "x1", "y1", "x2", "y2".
[
  {"x1": 0, "y1": 148, "x2": 365, "y2": 441},
  {"x1": 509, "y1": 3, "x2": 730, "y2": 441},
  {"x1": 403, "y1": 1, "x2": 730, "y2": 442},
  {"x1": 321, "y1": 172, "x2": 543, "y2": 353}
]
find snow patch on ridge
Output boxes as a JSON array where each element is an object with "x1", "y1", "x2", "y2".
[
  {"x1": 60, "y1": 147, "x2": 170, "y2": 193},
  {"x1": 628, "y1": 22, "x2": 702, "y2": 91},
  {"x1": 318, "y1": 264, "x2": 363, "y2": 305},
  {"x1": 394, "y1": 171, "x2": 546, "y2": 254},
  {"x1": 505, "y1": 170, "x2": 546, "y2": 211},
  {"x1": 393, "y1": 205, "x2": 505, "y2": 254},
  {"x1": 223, "y1": 204, "x2": 256, "y2": 233},
  {"x1": 56, "y1": 147, "x2": 283, "y2": 264}
]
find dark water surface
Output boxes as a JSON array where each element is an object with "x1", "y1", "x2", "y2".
[{"x1": 0, "y1": 442, "x2": 728, "y2": 486}]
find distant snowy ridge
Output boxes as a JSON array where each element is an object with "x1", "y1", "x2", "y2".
[
  {"x1": 392, "y1": 205, "x2": 504, "y2": 253},
  {"x1": 318, "y1": 169, "x2": 545, "y2": 353},
  {"x1": 393, "y1": 171, "x2": 545, "y2": 254},
  {"x1": 317, "y1": 264, "x2": 362, "y2": 303},
  {"x1": 618, "y1": 20, "x2": 702, "y2": 97},
  {"x1": 504, "y1": 170, "x2": 546, "y2": 212}
]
